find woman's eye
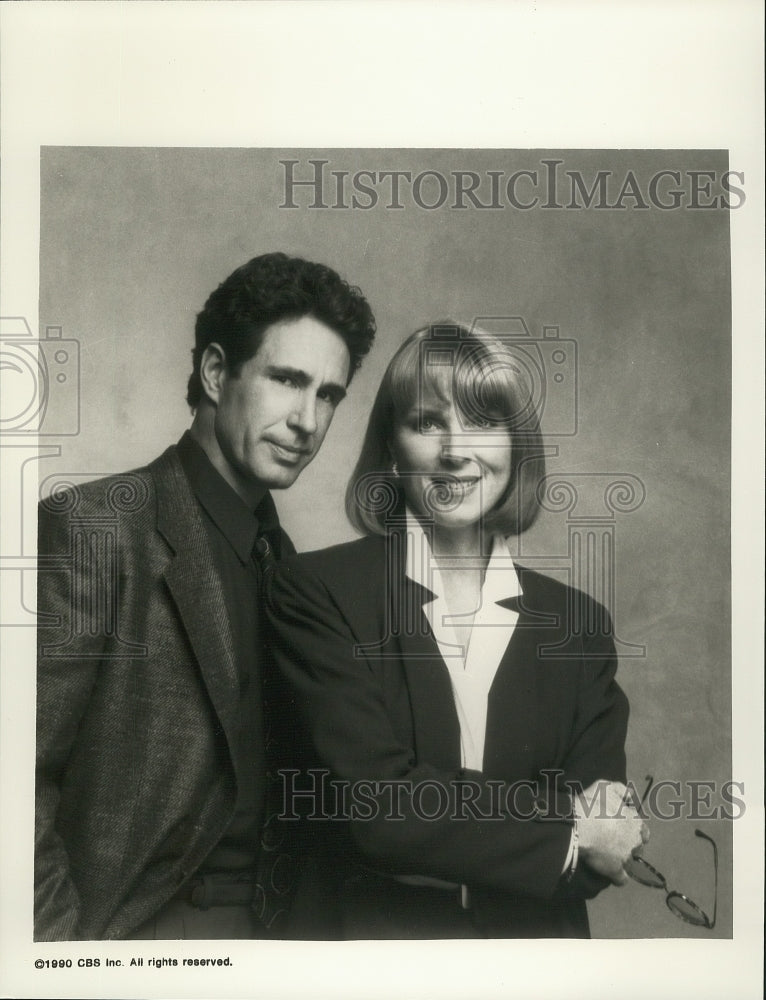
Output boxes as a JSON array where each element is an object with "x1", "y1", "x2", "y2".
[
  {"x1": 466, "y1": 414, "x2": 494, "y2": 429},
  {"x1": 419, "y1": 417, "x2": 441, "y2": 432}
]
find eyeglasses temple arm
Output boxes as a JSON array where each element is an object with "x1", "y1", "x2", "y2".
[
  {"x1": 695, "y1": 829, "x2": 718, "y2": 929},
  {"x1": 636, "y1": 774, "x2": 654, "y2": 812}
]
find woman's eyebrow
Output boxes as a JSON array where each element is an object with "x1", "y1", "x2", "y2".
[{"x1": 406, "y1": 398, "x2": 449, "y2": 415}]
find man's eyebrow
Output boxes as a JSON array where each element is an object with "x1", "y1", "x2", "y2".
[
  {"x1": 265, "y1": 364, "x2": 311, "y2": 386},
  {"x1": 266, "y1": 365, "x2": 347, "y2": 402},
  {"x1": 324, "y1": 383, "x2": 347, "y2": 403}
]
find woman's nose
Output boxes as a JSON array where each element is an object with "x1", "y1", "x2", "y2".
[{"x1": 439, "y1": 434, "x2": 472, "y2": 467}]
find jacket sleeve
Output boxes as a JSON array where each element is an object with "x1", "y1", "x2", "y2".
[
  {"x1": 267, "y1": 558, "x2": 575, "y2": 901},
  {"x1": 35, "y1": 496, "x2": 103, "y2": 940},
  {"x1": 563, "y1": 603, "x2": 629, "y2": 789},
  {"x1": 554, "y1": 602, "x2": 630, "y2": 900}
]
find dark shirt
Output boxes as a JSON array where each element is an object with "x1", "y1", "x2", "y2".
[{"x1": 176, "y1": 431, "x2": 285, "y2": 873}]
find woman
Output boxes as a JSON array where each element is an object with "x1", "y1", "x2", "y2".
[{"x1": 267, "y1": 322, "x2": 645, "y2": 939}]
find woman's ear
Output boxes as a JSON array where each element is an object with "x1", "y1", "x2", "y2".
[{"x1": 198, "y1": 343, "x2": 227, "y2": 406}]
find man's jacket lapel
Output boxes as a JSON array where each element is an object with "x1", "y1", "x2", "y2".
[{"x1": 152, "y1": 449, "x2": 240, "y2": 768}]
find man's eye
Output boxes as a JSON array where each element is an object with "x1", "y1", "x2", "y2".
[
  {"x1": 318, "y1": 390, "x2": 339, "y2": 406},
  {"x1": 273, "y1": 375, "x2": 297, "y2": 388}
]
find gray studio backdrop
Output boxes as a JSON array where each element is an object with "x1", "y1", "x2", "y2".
[{"x1": 38, "y1": 147, "x2": 733, "y2": 938}]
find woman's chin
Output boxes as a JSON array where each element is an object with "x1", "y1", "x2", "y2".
[{"x1": 431, "y1": 507, "x2": 485, "y2": 531}]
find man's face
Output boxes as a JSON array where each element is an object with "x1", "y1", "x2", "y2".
[{"x1": 213, "y1": 316, "x2": 351, "y2": 495}]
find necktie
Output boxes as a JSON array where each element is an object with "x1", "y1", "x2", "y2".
[
  {"x1": 252, "y1": 535, "x2": 277, "y2": 587},
  {"x1": 252, "y1": 532, "x2": 300, "y2": 932}
]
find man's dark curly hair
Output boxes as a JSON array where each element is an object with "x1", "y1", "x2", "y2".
[{"x1": 187, "y1": 252, "x2": 376, "y2": 408}]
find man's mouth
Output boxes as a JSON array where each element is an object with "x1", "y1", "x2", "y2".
[{"x1": 268, "y1": 441, "x2": 312, "y2": 463}]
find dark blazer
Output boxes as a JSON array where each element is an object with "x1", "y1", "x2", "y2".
[
  {"x1": 35, "y1": 444, "x2": 291, "y2": 941},
  {"x1": 267, "y1": 530, "x2": 629, "y2": 939}
]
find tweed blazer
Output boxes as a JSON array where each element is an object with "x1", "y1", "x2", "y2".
[
  {"x1": 34, "y1": 444, "x2": 291, "y2": 941},
  {"x1": 267, "y1": 531, "x2": 629, "y2": 938}
]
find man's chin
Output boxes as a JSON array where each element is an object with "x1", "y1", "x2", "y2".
[{"x1": 259, "y1": 465, "x2": 306, "y2": 490}]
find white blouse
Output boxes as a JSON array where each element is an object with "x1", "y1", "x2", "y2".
[{"x1": 404, "y1": 509, "x2": 521, "y2": 772}]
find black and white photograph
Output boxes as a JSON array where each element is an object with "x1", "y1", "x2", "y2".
[{"x1": 0, "y1": 4, "x2": 763, "y2": 1000}]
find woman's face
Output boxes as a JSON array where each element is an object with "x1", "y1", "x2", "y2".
[{"x1": 391, "y1": 383, "x2": 513, "y2": 532}]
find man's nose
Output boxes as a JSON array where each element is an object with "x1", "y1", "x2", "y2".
[{"x1": 287, "y1": 393, "x2": 318, "y2": 435}]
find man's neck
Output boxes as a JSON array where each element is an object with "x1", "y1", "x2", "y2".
[{"x1": 188, "y1": 406, "x2": 266, "y2": 510}]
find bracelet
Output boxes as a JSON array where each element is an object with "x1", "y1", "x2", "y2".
[{"x1": 565, "y1": 815, "x2": 580, "y2": 883}]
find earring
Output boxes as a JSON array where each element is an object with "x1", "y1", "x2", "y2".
[{"x1": 391, "y1": 461, "x2": 399, "y2": 478}]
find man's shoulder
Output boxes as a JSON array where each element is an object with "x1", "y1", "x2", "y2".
[
  {"x1": 271, "y1": 535, "x2": 386, "y2": 632},
  {"x1": 284, "y1": 534, "x2": 384, "y2": 574},
  {"x1": 278, "y1": 534, "x2": 386, "y2": 600},
  {"x1": 37, "y1": 445, "x2": 184, "y2": 523}
]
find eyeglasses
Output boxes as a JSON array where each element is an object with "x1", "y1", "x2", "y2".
[{"x1": 623, "y1": 775, "x2": 718, "y2": 929}]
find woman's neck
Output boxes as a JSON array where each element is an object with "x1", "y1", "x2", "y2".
[{"x1": 429, "y1": 522, "x2": 492, "y2": 562}]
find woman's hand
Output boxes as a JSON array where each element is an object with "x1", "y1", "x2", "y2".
[{"x1": 575, "y1": 780, "x2": 649, "y2": 885}]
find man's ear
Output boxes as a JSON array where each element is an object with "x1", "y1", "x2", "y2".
[{"x1": 198, "y1": 343, "x2": 227, "y2": 405}]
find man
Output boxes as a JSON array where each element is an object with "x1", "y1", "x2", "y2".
[{"x1": 34, "y1": 252, "x2": 376, "y2": 941}]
